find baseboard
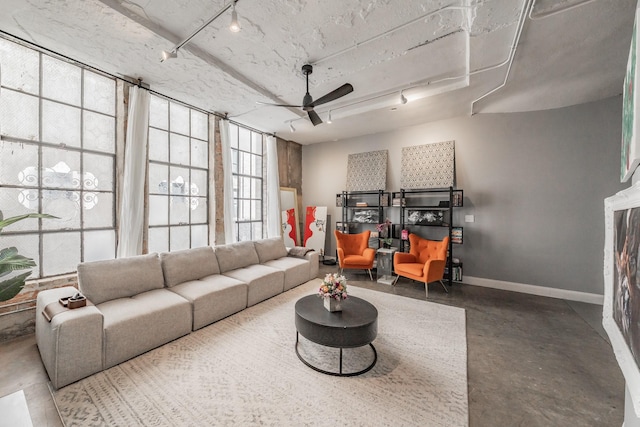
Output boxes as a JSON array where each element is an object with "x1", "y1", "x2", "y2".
[{"x1": 463, "y1": 276, "x2": 604, "y2": 305}]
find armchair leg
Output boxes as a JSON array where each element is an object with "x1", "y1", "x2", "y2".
[
  {"x1": 438, "y1": 280, "x2": 449, "y2": 293},
  {"x1": 339, "y1": 268, "x2": 343, "y2": 276},
  {"x1": 367, "y1": 269, "x2": 373, "y2": 281}
]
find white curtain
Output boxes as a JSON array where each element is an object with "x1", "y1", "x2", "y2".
[
  {"x1": 220, "y1": 119, "x2": 236, "y2": 244},
  {"x1": 207, "y1": 115, "x2": 217, "y2": 245},
  {"x1": 117, "y1": 86, "x2": 150, "y2": 258},
  {"x1": 265, "y1": 134, "x2": 281, "y2": 238}
]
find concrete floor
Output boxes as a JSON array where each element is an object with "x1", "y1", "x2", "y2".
[{"x1": 0, "y1": 264, "x2": 625, "y2": 426}]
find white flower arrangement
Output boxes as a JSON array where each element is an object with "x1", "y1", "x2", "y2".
[{"x1": 318, "y1": 273, "x2": 348, "y2": 301}]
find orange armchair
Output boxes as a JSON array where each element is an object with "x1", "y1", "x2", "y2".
[
  {"x1": 334, "y1": 230, "x2": 376, "y2": 280},
  {"x1": 394, "y1": 234, "x2": 450, "y2": 296}
]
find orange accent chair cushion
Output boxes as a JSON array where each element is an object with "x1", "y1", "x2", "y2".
[
  {"x1": 394, "y1": 234, "x2": 449, "y2": 284},
  {"x1": 334, "y1": 230, "x2": 376, "y2": 270}
]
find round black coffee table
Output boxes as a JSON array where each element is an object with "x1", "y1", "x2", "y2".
[{"x1": 294, "y1": 295, "x2": 378, "y2": 376}]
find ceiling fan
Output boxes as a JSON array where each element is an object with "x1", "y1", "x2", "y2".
[{"x1": 258, "y1": 64, "x2": 353, "y2": 126}]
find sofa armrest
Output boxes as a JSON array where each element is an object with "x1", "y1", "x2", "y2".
[
  {"x1": 304, "y1": 250, "x2": 319, "y2": 280},
  {"x1": 36, "y1": 287, "x2": 104, "y2": 389}
]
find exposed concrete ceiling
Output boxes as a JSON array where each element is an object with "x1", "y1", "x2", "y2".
[{"x1": 0, "y1": 0, "x2": 635, "y2": 144}]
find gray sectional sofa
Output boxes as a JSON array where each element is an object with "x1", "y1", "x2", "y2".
[{"x1": 35, "y1": 238, "x2": 318, "y2": 389}]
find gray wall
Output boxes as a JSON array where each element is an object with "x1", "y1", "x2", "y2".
[{"x1": 302, "y1": 95, "x2": 625, "y2": 295}]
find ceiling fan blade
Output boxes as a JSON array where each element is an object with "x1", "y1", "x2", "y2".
[
  {"x1": 308, "y1": 110, "x2": 323, "y2": 126},
  {"x1": 311, "y1": 83, "x2": 353, "y2": 107},
  {"x1": 256, "y1": 101, "x2": 302, "y2": 108}
]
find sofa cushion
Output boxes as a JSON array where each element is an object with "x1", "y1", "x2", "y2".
[
  {"x1": 254, "y1": 237, "x2": 288, "y2": 263},
  {"x1": 215, "y1": 241, "x2": 260, "y2": 272},
  {"x1": 99, "y1": 288, "x2": 192, "y2": 369},
  {"x1": 160, "y1": 247, "x2": 220, "y2": 288},
  {"x1": 263, "y1": 257, "x2": 310, "y2": 291},
  {"x1": 170, "y1": 275, "x2": 247, "y2": 330},
  {"x1": 78, "y1": 253, "x2": 164, "y2": 305},
  {"x1": 223, "y1": 264, "x2": 284, "y2": 306}
]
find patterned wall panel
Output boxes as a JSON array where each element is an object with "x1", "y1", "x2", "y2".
[
  {"x1": 401, "y1": 141, "x2": 455, "y2": 189},
  {"x1": 346, "y1": 150, "x2": 388, "y2": 191}
]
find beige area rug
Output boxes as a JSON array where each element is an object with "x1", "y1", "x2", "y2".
[{"x1": 52, "y1": 280, "x2": 468, "y2": 426}]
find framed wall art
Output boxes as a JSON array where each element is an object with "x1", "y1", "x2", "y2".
[
  {"x1": 346, "y1": 150, "x2": 388, "y2": 191},
  {"x1": 604, "y1": 183, "x2": 640, "y2": 416},
  {"x1": 401, "y1": 141, "x2": 455, "y2": 189},
  {"x1": 622, "y1": 8, "x2": 640, "y2": 183}
]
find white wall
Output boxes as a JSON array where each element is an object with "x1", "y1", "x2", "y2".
[{"x1": 302, "y1": 96, "x2": 625, "y2": 297}]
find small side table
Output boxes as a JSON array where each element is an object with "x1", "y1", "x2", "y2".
[{"x1": 376, "y1": 247, "x2": 397, "y2": 285}]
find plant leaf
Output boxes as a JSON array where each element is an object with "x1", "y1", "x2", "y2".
[
  {"x1": 0, "y1": 213, "x2": 58, "y2": 232},
  {"x1": 0, "y1": 271, "x2": 31, "y2": 302},
  {"x1": 0, "y1": 247, "x2": 36, "y2": 278}
]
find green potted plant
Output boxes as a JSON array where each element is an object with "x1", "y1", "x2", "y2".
[{"x1": 0, "y1": 211, "x2": 57, "y2": 302}]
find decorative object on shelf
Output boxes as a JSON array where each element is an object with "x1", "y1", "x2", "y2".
[
  {"x1": 376, "y1": 218, "x2": 393, "y2": 248},
  {"x1": 621, "y1": 9, "x2": 640, "y2": 183},
  {"x1": 453, "y1": 192, "x2": 463, "y2": 207},
  {"x1": 400, "y1": 141, "x2": 455, "y2": 189},
  {"x1": 401, "y1": 229, "x2": 409, "y2": 240},
  {"x1": 352, "y1": 209, "x2": 378, "y2": 223},
  {"x1": 392, "y1": 197, "x2": 405, "y2": 207},
  {"x1": 451, "y1": 227, "x2": 463, "y2": 244},
  {"x1": 318, "y1": 273, "x2": 348, "y2": 312},
  {"x1": 346, "y1": 150, "x2": 388, "y2": 191},
  {"x1": 408, "y1": 210, "x2": 444, "y2": 226},
  {"x1": 604, "y1": 184, "x2": 640, "y2": 414}
]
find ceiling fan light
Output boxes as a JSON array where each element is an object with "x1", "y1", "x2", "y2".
[
  {"x1": 327, "y1": 110, "x2": 332, "y2": 124},
  {"x1": 230, "y1": 4, "x2": 241, "y2": 32},
  {"x1": 400, "y1": 91, "x2": 408, "y2": 105}
]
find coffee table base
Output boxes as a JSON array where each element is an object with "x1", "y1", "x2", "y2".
[{"x1": 295, "y1": 332, "x2": 377, "y2": 377}]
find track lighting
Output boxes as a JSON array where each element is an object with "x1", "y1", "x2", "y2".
[
  {"x1": 161, "y1": 49, "x2": 178, "y2": 62},
  {"x1": 289, "y1": 123, "x2": 296, "y2": 132},
  {"x1": 400, "y1": 91, "x2": 408, "y2": 105},
  {"x1": 230, "y1": 2, "x2": 241, "y2": 33},
  {"x1": 327, "y1": 110, "x2": 332, "y2": 124},
  {"x1": 160, "y1": 1, "x2": 241, "y2": 62}
]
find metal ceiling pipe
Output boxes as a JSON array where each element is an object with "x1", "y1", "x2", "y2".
[
  {"x1": 529, "y1": 0, "x2": 599, "y2": 20},
  {"x1": 309, "y1": 1, "x2": 479, "y2": 67},
  {"x1": 470, "y1": 0, "x2": 533, "y2": 115}
]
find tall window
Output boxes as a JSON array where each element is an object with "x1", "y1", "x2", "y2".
[
  {"x1": 147, "y1": 95, "x2": 209, "y2": 252},
  {"x1": 229, "y1": 123, "x2": 264, "y2": 241},
  {"x1": 0, "y1": 38, "x2": 117, "y2": 278}
]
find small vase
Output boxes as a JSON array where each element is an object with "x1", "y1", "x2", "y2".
[{"x1": 324, "y1": 297, "x2": 342, "y2": 312}]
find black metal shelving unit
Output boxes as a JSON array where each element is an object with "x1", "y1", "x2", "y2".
[
  {"x1": 336, "y1": 190, "x2": 390, "y2": 244},
  {"x1": 392, "y1": 186, "x2": 463, "y2": 286}
]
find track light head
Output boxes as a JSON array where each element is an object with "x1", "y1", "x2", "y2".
[
  {"x1": 400, "y1": 91, "x2": 408, "y2": 105},
  {"x1": 161, "y1": 50, "x2": 178, "y2": 62},
  {"x1": 230, "y1": 3, "x2": 241, "y2": 32},
  {"x1": 327, "y1": 110, "x2": 332, "y2": 124},
  {"x1": 289, "y1": 123, "x2": 296, "y2": 132}
]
